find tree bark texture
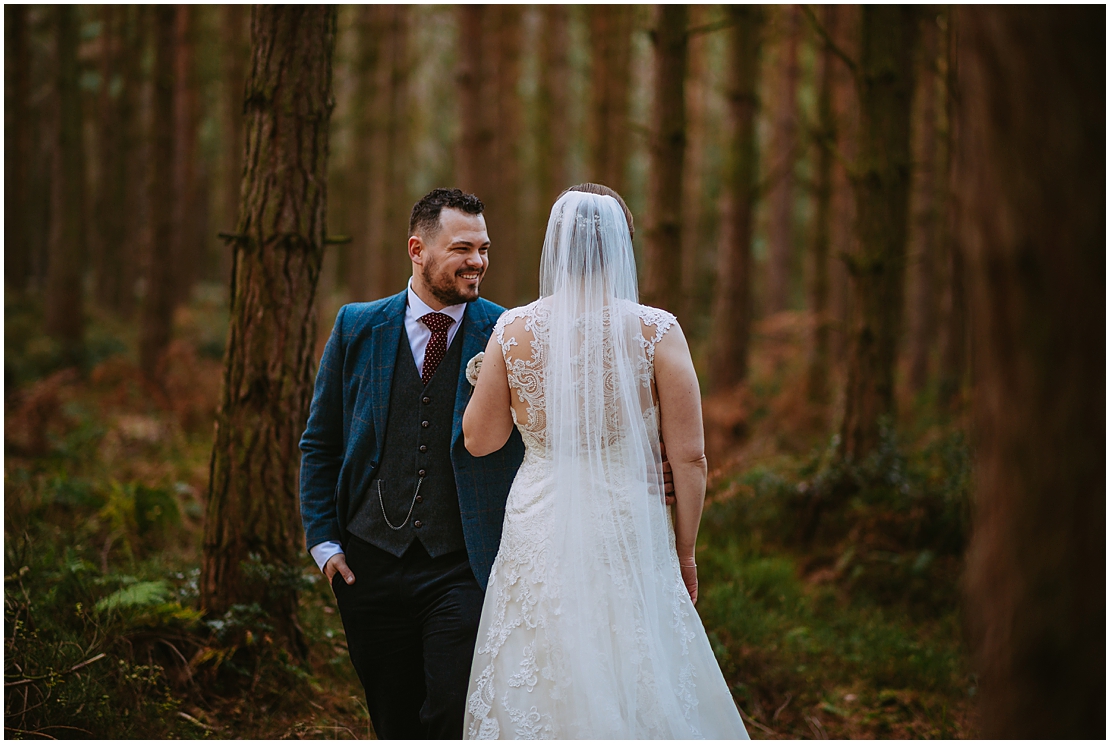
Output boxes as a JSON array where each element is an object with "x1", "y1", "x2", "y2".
[
  {"x1": 6, "y1": 5, "x2": 31, "y2": 293},
  {"x1": 532, "y1": 4, "x2": 570, "y2": 300},
  {"x1": 765, "y1": 5, "x2": 801, "y2": 314},
  {"x1": 44, "y1": 5, "x2": 88, "y2": 364},
  {"x1": 906, "y1": 13, "x2": 940, "y2": 393},
  {"x1": 588, "y1": 5, "x2": 633, "y2": 192},
  {"x1": 219, "y1": 4, "x2": 249, "y2": 289},
  {"x1": 804, "y1": 5, "x2": 838, "y2": 407},
  {"x1": 642, "y1": 5, "x2": 688, "y2": 314},
  {"x1": 345, "y1": 4, "x2": 381, "y2": 302},
  {"x1": 202, "y1": 6, "x2": 337, "y2": 654},
  {"x1": 139, "y1": 7, "x2": 177, "y2": 380},
  {"x1": 679, "y1": 5, "x2": 711, "y2": 330},
  {"x1": 709, "y1": 6, "x2": 763, "y2": 393},
  {"x1": 838, "y1": 6, "x2": 919, "y2": 462},
  {"x1": 958, "y1": 7, "x2": 1105, "y2": 737}
]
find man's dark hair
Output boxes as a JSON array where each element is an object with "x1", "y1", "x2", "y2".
[{"x1": 409, "y1": 188, "x2": 484, "y2": 238}]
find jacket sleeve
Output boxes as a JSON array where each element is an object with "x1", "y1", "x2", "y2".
[{"x1": 299, "y1": 305, "x2": 347, "y2": 549}]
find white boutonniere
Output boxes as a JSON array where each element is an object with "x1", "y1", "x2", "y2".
[{"x1": 465, "y1": 351, "x2": 485, "y2": 388}]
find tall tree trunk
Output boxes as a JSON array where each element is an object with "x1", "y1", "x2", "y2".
[
  {"x1": 680, "y1": 5, "x2": 711, "y2": 330},
  {"x1": 44, "y1": 5, "x2": 88, "y2": 365},
  {"x1": 219, "y1": 4, "x2": 248, "y2": 289},
  {"x1": 805, "y1": 5, "x2": 838, "y2": 407},
  {"x1": 345, "y1": 5, "x2": 381, "y2": 301},
  {"x1": 171, "y1": 5, "x2": 199, "y2": 308},
  {"x1": 484, "y1": 4, "x2": 523, "y2": 307},
  {"x1": 118, "y1": 6, "x2": 148, "y2": 318},
  {"x1": 6, "y1": 5, "x2": 31, "y2": 293},
  {"x1": 838, "y1": 7, "x2": 919, "y2": 462},
  {"x1": 937, "y1": 10, "x2": 966, "y2": 409},
  {"x1": 588, "y1": 5, "x2": 633, "y2": 191},
  {"x1": 642, "y1": 5, "x2": 688, "y2": 314},
  {"x1": 531, "y1": 4, "x2": 569, "y2": 300},
  {"x1": 456, "y1": 6, "x2": 495, "y2": 201},
  {"x1": 709, "y1": 6, "x2": 764, "y2": 392},
  {"x1": 959, "y1": 7, "x2": 1104, "y2": 738},
  {"x1": 139, "y1": 7, "x2": 177, "y2": 380},
  {"x1": 766, "y1": 5, "x2": 801, "y2": 314},
  {"x1": 367, "y1": 4, "x2": 411, "y2": 300},
  {"x1": 202, "y1": 5, "x2": 337, "y2": 655},
  {"x1": 906, "y1": 12, "x2": 940, "y2": 393}
]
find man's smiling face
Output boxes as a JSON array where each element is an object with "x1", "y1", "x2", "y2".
[{"x1": 409, "y1": 208, "x2": 489, "y2": 308}]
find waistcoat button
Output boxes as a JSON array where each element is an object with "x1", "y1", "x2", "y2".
[
  {"x1": 422, "y1": 396, "x2": 431, "y2": 404},
  {"x1": 415, "y1": 495, "x2": 423, "y2": 503},
  {"x1": 418, "y1": 469, "x2": 426, "y2": 477},
  {"x1": 414, "y1": 520, "x2": 423, "y2": 529},
  {"x1": 419, "y1": 444, "x2": 427, "y2": 453}
]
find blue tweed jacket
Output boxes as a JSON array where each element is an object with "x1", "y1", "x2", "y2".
[{"x1": 299, "y1": 290, "x2": 525, "y2": 589}]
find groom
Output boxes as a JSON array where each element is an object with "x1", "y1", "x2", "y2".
[{"x1": 299, "y1": 188, "x2": 525, "y2": 739}]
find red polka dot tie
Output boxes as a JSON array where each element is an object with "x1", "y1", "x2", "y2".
[{"x1": 420, "y1": 312, "x2": 455, "y2": 386}]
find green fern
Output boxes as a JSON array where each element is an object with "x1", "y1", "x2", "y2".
[{"x1": 95, "y1": 580, "x2": 171, "y2": 613}]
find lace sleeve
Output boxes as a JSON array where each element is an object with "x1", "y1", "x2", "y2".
[
  {"x1": 494, "y1": 305, "x2": 531, "y2": 363},
  {"x1": 637, "y1": 305, "x2": 678, "y2": 366}
]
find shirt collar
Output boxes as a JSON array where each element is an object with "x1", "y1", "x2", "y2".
[{"x1": 407, "y1": 278, "x2": 467, "y2": 326}]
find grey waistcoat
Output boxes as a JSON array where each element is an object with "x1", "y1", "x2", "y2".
[{"x1": 347, "y1": 322, "x2": 466, "y2": 557}]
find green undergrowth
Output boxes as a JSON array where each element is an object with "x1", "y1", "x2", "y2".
[{"x1": 696, "y1": 422, "x2": 978, "y2": 738}]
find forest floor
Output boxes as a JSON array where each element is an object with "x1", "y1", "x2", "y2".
[{"x1": 4, "y1": 289, "x2": 978, "y2": 739}]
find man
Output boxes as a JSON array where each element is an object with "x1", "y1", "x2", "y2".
[{"x1": 299, "y1": 188, "x2": 524, "y2": 739}]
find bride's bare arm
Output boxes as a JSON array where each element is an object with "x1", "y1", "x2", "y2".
[
  {"x1": 653, "y1": 322, "x2": 706, "y2": 599},
  {"x1": 463, "y1": 333, "x2": 515, "y2": 457}
]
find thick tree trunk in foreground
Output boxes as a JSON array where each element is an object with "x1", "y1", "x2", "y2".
[
  {"x1": 642, "y1": 5, "x2": 688, "y2": 314},
  {"x1": 139, "y1": 7, "x2": 177, "y2": 380},
  {"x1": 838, "y1": 6, "x2": 919, "y2": 462},
  {"x1": 588, "y1": 5, "x2": 633, "y2": 191},
  {"x1": 709, "y1": 6, "x2": 763, "y2": 392},
  {"x1": 44, "y1": 5, "x2": 88, "y2": 365},
  {"x1": 959, "y1": 7, "x2": 1105, "y2": 738},
  {"x1": 202, "y1": 6, "x2": 337, "y2": 654},
  {"x1": 766, "y1": 4, "x2": 801, "y2": 314},
  {"x1": 805, "y1": 5, "x2": 838, "y2": 407},
  {"x1": 5, "y1": 5, "x2": 31, "y2": 293}
]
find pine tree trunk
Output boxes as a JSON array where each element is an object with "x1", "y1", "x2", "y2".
[
  {"x1": 484, "y1": 4, "x2": 523, "y2": 307},
  {"x1": 838, "y1": 6, "x2": 919, "y2": 462},
  {"x1": 171, "y1": 6, "x2": 199, "y2": 308},
  {"x1": 5, "y1": 5, "x2": 31, "y2": 293},
  {"x1": 959, "y1": 7, "x2": 1104, "y2": 737},
  {"x1": 202, "y1": 6, "x2": 337, "y2": 655},
  {"x1": 219, "y1": 4, "x2": 248, "y2": 289},
  {"x1": 709, "y1": 6, "x2": 764, "y2": 392},
  {"x1": 679, "y1": 5, "x2": 711, "y2": 329},
  {"x1": 588, "y1": 5, "x2": 633, "y2": 191},
  {"x1": 367, "y1": 5, "x2": 411, "y2": 300},
  {"x1": 766, "y1": 5, "x2": 801, "y2": 314},
  {"x1": 906, "y1": 13, "x2": 940, "y2": 393},
  {"x1": 44, "y1": 5, "x2": 88, "y2": 365},
  {"x1": 532, "y1": 4, "x2": 569, "y2": 299},
  {"x1": 642, "y1": 5, "x2": 687, "y2": 314},
  {"x1": 805, "y1": 5, "x2": 838, "y2": 407},
  {"x1": 139, "y1": 7, "x2": 177, "y2": 380},
  {"x1": 456, "y1": 6, "x2": 495, "y2": 201},
  {"x1": 938, "y1": 10, "x2": 967, "y2": 409},
  {"x1": 346, "y1": 4, "x2": 381, "y2": 302}
]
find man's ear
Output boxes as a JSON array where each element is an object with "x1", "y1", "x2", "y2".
[{"x1": 408, "y1": 235, "x2": 423, "y2": 266}]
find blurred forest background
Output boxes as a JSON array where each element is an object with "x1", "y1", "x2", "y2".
[{"x1": 4, "y1": 4, "x2": 1103, "y2": 740}]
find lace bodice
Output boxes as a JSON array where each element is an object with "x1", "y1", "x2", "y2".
[{"x1": 494, "y1": 299, "x2": 677, "y2": 454}]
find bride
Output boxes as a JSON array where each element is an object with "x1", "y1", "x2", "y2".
[{"x1": 461, "y1": 185, "x2": 748, "y2": 739}]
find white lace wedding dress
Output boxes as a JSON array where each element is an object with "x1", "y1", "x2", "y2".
[{"x1": 463, "y1": 298, "x2": 749, "y2": 740}]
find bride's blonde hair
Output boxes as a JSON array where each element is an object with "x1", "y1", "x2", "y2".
[{"x1": 562, "y1": 183, "x2": 634, "y2": 240}]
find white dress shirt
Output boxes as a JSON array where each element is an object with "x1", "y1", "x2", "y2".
[{"x1": 310, "y1": 280, "x2": 468, "y2": 572}]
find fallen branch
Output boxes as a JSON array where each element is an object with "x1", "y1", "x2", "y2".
[
  {"x1": 177, "y1": 711, "x2": 218, "y2": 732},
  {"x1": 737, "y1": 704, "x2": 780, "y2": 737},
  {"x1": 4, "y1": 653, "x2": 107, "y2": 687}
]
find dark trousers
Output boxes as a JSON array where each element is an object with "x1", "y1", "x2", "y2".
[{"x1": 332, "y1": 536, "x2": 484, "y2": 740}]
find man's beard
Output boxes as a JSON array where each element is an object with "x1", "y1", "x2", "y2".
[{"x1": 423, "y1": 254, "x2": 481, "y2": 306}]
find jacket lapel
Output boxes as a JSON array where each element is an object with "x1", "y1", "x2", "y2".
[
  {"x1": 453, "y1": 301, "x2": 491, "y2": 448},
  {"x1": 366, "y1": 291, "x2": 407, "y2": 446}
]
